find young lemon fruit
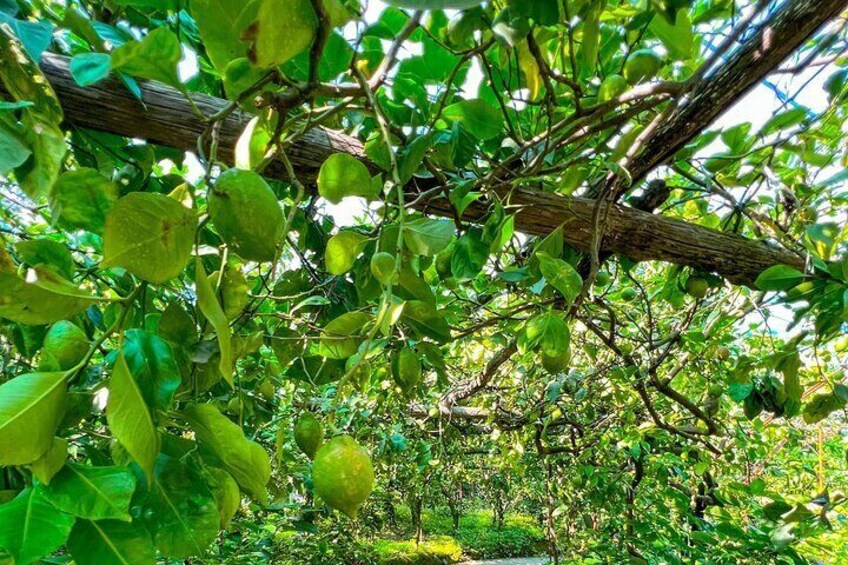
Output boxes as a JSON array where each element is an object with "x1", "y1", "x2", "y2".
[
  {"x1": 370, "y1": 252, "x2": 396, "y2": 286},
  {"x1": 598, "y1": 74, "x2": 628, "y2": 103},
  {"x1": 294, "y1": 413, "x2": 323, "y2": 460},
  {"x1": 41, "y1": 320, "x2": 89, "y2": 370},
  {"x1": 685, "y1": 276, "x2": 709, "y2": 299},
  {"x1": 312, "y1": 435, "x2": 374, "y2": 518},
  {"x1": 208, "y1": 169, "x2": 284, "y2": 262},
  {"x1": 623, "y1": 49, "x2": 662, "y2": 85}
]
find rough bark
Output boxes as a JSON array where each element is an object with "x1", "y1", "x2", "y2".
[
  {"x1": 621, "y1": 0, "x2": 848, "y2": 189},
  {"x1": 11, "y1": 46, "x2": 812, "y2": 285}
]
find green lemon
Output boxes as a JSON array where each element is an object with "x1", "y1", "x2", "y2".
[
  {"x1": 594, "y1": 271, "x2": 612, "y2": 287},
  {"x1": 623, "y1": 49, "x2": 663, "y2": 85},
  {"x1": 391, "y1": 348, "x2": 422, "y2": 396},
  {"x1": 208, "y1": 169, "x2": 284, "y2": 262},
  {"x1": 345, "y1": 355, "x2": 372, "y2": 391},
  {"x1": 541, "y1": 348, "x2": 571, "y2": 375},
  {"x1": 708, "y1": 383, "x2": 724, "y2": 398},
  {"x1": 370, "y1": 252, "x2": 396, "y2": 285},
  {"x1": 41, "y1": 320, "x2": 89, "y2": 370},
  {"x1": 621, "y1": 287, "x2": 638, "y2": 302},
  {"x1": 598, "y1": 74, "x2": 628, "y2": 103},
  {"x1": 312, "y1": 435, "x2": 374, "y2": 518},
  {"x1": 209, "y1": 265, "x2": 250, "y2": 320},
  {"x1": 294, "y1": 413, "x2": 323, "y2": 460},
  {"x1": 685, "y1": 276, "x2": 709, "y2": 299}
]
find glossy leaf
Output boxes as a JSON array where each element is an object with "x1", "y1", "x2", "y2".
[
  {"x1": 41, "y1": 464, "x2": 137, "y2": 521},
  {"x1": 0, "y1": 371, "x2": 67, "y2": 466},
  {"x1": 195, "y1": 258, "x2": 233, "y2": 385},
  {"x1": 67, "y1": 519, "x2": 156, "y2": 565},
  {"x1": 0, "y1": 488, "x2": 75, "y2": 565}
]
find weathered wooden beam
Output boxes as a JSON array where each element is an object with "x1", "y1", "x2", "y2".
[
  {"x1": 15, "y1": 53, "x2": 806, "y2": 286},
  {"x1": 621, "y1": 0, "x2": 848, "y2": 189}
]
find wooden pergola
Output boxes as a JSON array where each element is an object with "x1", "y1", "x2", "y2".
[{"x1": 14, "y1": 0, "x2": 845, "y2": 286}]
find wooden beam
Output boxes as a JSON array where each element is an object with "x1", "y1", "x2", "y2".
[{"x1": 14, "y1": 53, "x2": 806, "y2": 286}]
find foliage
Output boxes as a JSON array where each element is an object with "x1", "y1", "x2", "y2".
[{"x1": 0, "y1": 0, "x2": 847, "y2": 563}]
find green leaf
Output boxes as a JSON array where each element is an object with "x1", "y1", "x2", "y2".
[
  {"x1": 40, "y1": 464, "x2": 137, "y2": 521},
  {"x1": 69, "y1": 53, "x2": 111, "y2": 86},
  {"x1": 195, "y1": 258, "x2": 233, "y2": 385},
  {"x1": 760, "y1": 107, "x2": 809, "y2": 136},
  {"x1": 110, "y1": 28, "x2": 182, "y2": 88},
  {"x1": 49, "y1": 168, "x2": 120, "y2": 235},
  {"x1": 0, "y1": 488, "x2": 75, "y2": 565},
  {"x1": 29, "y1": 437, "x2": 67, "y2": 485},
  {"x1": 317, "y1": 153, "x2": 377, "y2": 204},
  {"x1": 0, "y1": 13, "x2": 53, "y2": 61},
  {"x1": 451, "y1": 227, "x2": 489, "y2": 280},
  {"x1": 403, "y1": 218, "x2": 455, "y2": 256},
  {"x1": 106, "y1": 354, "x2": 159, "y2": 484},
  {"x1": 537, "y1": 252, "x2": 583, "y2": 304},
  {"x1": 0, "y1": 118, "x2": 30, "y2": 175},
  {"x1": 15, "y1": 239, "x2": 75, "y2": 279},
  {"x1": 67, "y1": 519, "x2": 156, "y2": 565},
  {"x1": 191, "y1": 0, "x2": 259, "y2": 72},
  {"x1": 802, "y1": 386, "x2": 848, "y2": 424},
  {"x1": 0, "y1": 266, "x2": 96, "y2": 325},
  {"x1": 325, "y1": 231, "x2": 368, "y2": 275},
  {"x1": 149, "y1": 455, "x2": 219, "y2": 559},
  {"x1": 518, "y1": 312, "x2": 570, "y2": 356},
  {"x1": 649, "y1": 10, "x2": 694, "y2": 61},
  {"x1": 0, "y1": 26, "x2": 66, "y2": 198},
  {"x1": 247, "y1": 0, "x2": 317, "y2": 68},
  {"x1": 122, "y1": 329, "x2": 181, "y2": 412},
  {"x1": 183, "y1": 404, "x2": 271, "y2": 505},
  {"x1": 755, "y1": 265, "x2": 806, "y2": 292},
  {"x1": 103, "y1": 192, "x2": 195, "y2": 284},
  {"x1": 401, "y1": 300, "x2": 451, "y2": 343},
  {"x1": 385, "y1": 0, "x2": 482, "y2": 8},
  {"x1": 319, "y1": 311, "x2": 372, "y2": 359},
  {"x1": 0, "y1": 372, "x2": 67, "y2": 466},
  {"x1": 441, "y1": 99, "x2": 504, "y2": 141},
  {"x1": 580, "y1": 2, "x2": 601, "y2": 76}
]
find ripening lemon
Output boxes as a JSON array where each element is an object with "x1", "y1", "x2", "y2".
[
  {"x1": 598, "y1": 74, "x2": 628, "y2": 103},
  {"x1": 685, "y1": 276, "x2": 709, "y2": 299},
  {"x1": 594, "y1": 271, "x2": 612, "y2": 287},
  {"x1": 312, "y1": 435, "x2": 374, "y2": 518},
  {"x1": 541, "y1": 347, "x2": 571, "y2": 375},
  {"x1": 294, "y1": 413, "x2": 323, "y2": 460},
  {"x1": 623, "y1": 49, "x2": 662, "y2": 85},
  {"x1": 41, "y1": 320, "x2": 89, "y2": 370},
  {"x1": 370, "y1": 252, "x2": 396, "y2": 286},
  {"x1": 208, "y1": 169, "x2": 284, "y2": 262}
]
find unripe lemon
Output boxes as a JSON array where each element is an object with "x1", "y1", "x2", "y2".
[
  {"x1": 41, "y1": 321, "x2": 89, "y2": 370},
  {"x1": 209, "y1": 265, "x2": 250, "y2": 320},
  {"x1": 623, "y1": 50, "x2": 662, "y2": 85},
  {"x1": 294, "y1": 413, "x2": 323, "y2": 460},
  {"x1": 594, "y1": 271, "x2": 612, "y2": 287},
  {"x1": 685, "y1": 276, "x2": 709, "y2": 299},
  {"x1": 208, "y1": 169, "x2": 284, "y2": 262},
  {"x1": 313, "y1": 435, "x2": 374, "y2": 518},
  {"x1": 392, "y1": 348, "x2": 422, "y2": 396},
  {"x1": 598, "y1": 74, "x2": 628, "y2": 103},
  {"x1": 541, "y1": 348, "x2": 571, "y2": 375},
  {"x1": 708, "y1": 383, "x2": 724, "y2": 397},
  {"x1": 621, "y1": 287, "x2": 638, "y2": 301},
  {"x1": 370, "y1": 252, "x2": 396, "y2": 285}
]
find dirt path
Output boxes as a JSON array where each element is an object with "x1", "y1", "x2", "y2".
[{"x1": 462, "y1": 558, "x2": 549, "y2": 565}]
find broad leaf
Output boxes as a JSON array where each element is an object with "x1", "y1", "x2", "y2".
[
  {"x1": 385, "y1": 0, "x2": 482, "y2": 7},
  {"x1": 537, "y1": 252, "x2": 583, "y2": 304},
  {"x1": 0, "y1": 488, "x2": 75, "y2": 565},
  {"x1": 755, "y1": 265, "x2": 806, "y2": 292},
  {"x1": 0, "y1": 371, "x2": 67, "y2": 466},
  {"x1": 441, "y1": 99, "x2": 504, "y2": 141},
  {"x1": 317, "y1": 153, "x2": 377, "y2": 204},
  {"x1": 192, "y1": 0, "x2": 259, "y2": 72},
  {"x1": 69, "y1": 52, "x2": 111, "y2": 86},
  {"x1": 67, "y1": 519, "x2": 156, "y2": 565},
  {"x1": 183, "y1": 403, "x2": 271, "y2": 505},
  {"x1": 41, "y1": 464, "x2": 137, "y2": 521},
  {"x1": 195, "y1": 258, "x2": 233, "y2": 384},
  {"x1": 149, "y1": 455, "x2": 219, "y2": 559},
  {"x1": 103, "y1": 192, "x2": 195, "y2": 284},
  {"x1": 110, "y1": 28, "x2": 182, "y2": 88},
  {"x1": 122, "y1": 329, "x2": 181, "y2": 412},
  {"x1": 319, "y1": 311, "x2": 372, "y2": 359},
  {"x1": 29, "y1": 437, "x2": 67, "y2": 485},
  {"x1": 106, "y1": 354, "x2": 159, "y2": 484},
  {"x1": 403, "y1": 218, "x2": 455, "y2": 256},
  {"x1": 325, "y1": 231, "x2": 368, "y2": 275},
  {"x1": 0, "y1": 265, "x2": 97, "y2": 324},
  {"x1": 49, "y1": 168, "x2": 119, "y2": 234}
]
